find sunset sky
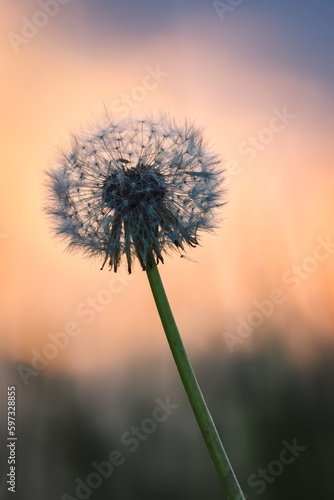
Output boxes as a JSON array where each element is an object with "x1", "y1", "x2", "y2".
[{"x1": 1, "y1": 0, "x2": 334, "y2": 378}]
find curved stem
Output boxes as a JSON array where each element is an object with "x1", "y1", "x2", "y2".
[{"x1": 146, "y1": 263, "x2": 245, "y2": 500}]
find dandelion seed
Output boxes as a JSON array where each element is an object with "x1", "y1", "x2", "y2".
[{"x1": 45, "y1": 114, "x2": 224, "y2": 273}]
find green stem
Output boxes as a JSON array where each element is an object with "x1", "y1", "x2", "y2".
[{"x1": 146, "y1": 262, "x2": 245, "y2": 500}]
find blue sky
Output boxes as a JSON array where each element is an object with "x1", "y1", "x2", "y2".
[{"x1": 76, "y1": 0, "x2": 334, "y2": 85}]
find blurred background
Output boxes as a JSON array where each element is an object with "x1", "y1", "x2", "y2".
[{"x1": 1, "y1": 0, "x2": 334, "y2": 498}]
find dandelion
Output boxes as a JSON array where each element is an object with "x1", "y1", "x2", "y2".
[
  {"x1": 45, "y1": 115, "x2": 223, "y2": 273},
  {"x1": 45, "y1": 113, "x2": 245, "y2": 500}
]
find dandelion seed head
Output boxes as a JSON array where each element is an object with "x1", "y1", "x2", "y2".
[{"x1": 45, "y1": 114, "x2": 224, "y2": 273}]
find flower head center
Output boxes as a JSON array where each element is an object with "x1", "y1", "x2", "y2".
[{"x1": 102, "y1": 163, "x2": 166, "y2": 213}]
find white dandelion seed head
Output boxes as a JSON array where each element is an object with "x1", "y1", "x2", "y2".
[{"x1": 45, "y1": 114, "x2": 224, "y2": 273}]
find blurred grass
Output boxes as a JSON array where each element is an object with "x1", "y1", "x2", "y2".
[{"x1": 1, "y1": 335, "x2": 334, "y2": 499}]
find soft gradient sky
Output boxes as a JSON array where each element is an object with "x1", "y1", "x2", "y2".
[{"x1": 1, "y1": 1, "x2": 334, "y2": 377}]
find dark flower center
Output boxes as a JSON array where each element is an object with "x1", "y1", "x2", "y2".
[{"x1": 102, "y1": 163, "x2": 166, "y2": 213}]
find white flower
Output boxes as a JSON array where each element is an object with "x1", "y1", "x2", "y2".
[{"x1": 45, "y1": 114, "x2": 224, "y2": 273}]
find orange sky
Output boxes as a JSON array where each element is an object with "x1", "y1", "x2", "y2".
[{"x1": 1, "y1": 6, "x2": 333, "y2": 377}]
